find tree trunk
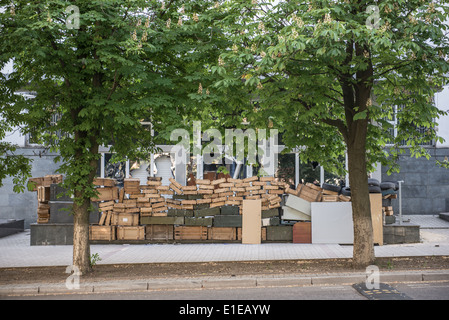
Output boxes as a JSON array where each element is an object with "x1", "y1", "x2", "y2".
[
  {"x1": 72, "y1": 196, "x2": 92, "y2": 274},
  {"x1": 72, "y1": 141, "x2": 99, "y2": 275},
  {"x1": 346, "y1": 125, "x2": 375, "y2": 269}
]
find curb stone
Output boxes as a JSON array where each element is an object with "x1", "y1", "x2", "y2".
[{"x1": 1, "y1": 270, "x2": 448, "y2": 296}]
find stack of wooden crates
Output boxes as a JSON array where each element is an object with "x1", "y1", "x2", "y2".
[
  {"x1": 28, "y1": 175, "x2": 64, "y2": 224},
  {"x1": 89, "y1": 175, "x2": 288, "y2": 242}
]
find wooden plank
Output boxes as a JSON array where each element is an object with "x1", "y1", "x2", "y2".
[
  {"x1": 211, "y1": 196, "x2": 227, "y2": 203},
  {"x1": 169, "y1": 183, "x2": 183, "y2": 194},
  {"x1": 338, "y1": 194, "x2": 351, "y2": 202},
  {"x1": 268, "y1": 189, "x2": 284, "y2": 195},
  {"x1": 322, "y1": 189, "x2": 339, "y2": 195},
  {"x1": 322, "y1": 195, "x2": 339, "y2": 202},
  {"x1": 243, "y1": 176, "x2": 258, "y2": 183},
  {"x1": 370, "y1": 193, "x2": 383, "y2": 246},
  {"x1": 196, "y1": 198, "x2": 212, "y2": 204},
  {"x1": 181, "y1": 199, "x2": 197, "y2": 205},
  {"x1": 182, "y1": 190, "x2": 198, "y2": 195},
  {"x1": 211, "y1": 178, "x2": 227, "y2": 185},
  {"x1": 293, "y1": 222, "x2": 311, "y2": 243},
  {"x1": 169, "y1": 178, "x2": 182, "y2": 189},
  {"x1": 146, "y1": 180, "x2": 162, "y2": 186},
  {"x1": 105, "y1": 212, "x2": 112, "y2": 225},
  {"x1": 98, "y1": 213, "x2": 106, "y2": 226},
  {"x1": 218, "y1": 182, "x2": 234, "y2": 188},
  {"x1": 140, "y1": 207, "x2": 153, "y2": 214},
  {"x1": 196, "y1": 179, "x2": 211, "y2": 185},
  {"x1": 242, "y1": 200, "x2": 261, "y2": 244},
  {"x1": 259, "y1": 177, "x2": 275, "y2": 182},
  {"x1": 210, "y1": 201, "x2": 225, "y2": 208}
]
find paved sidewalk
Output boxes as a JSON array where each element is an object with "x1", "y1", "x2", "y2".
[
  {"x1": 1, "y1": 215, "x2": 449, "y2": 296},
  {"x1": 0, "y1": 215, "x2": 448, "y2": 268},
  {"x1": 2, "y1": 269, "x2": 449, "y2": 296}
]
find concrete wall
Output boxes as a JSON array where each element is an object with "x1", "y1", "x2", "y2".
[
  {"x1": 436, "y1": 85, "x2": 449, "y2": 147},
  {"x1": 0, "y1": 147, "x2": 61, "y2": 228},
  {"x1": 381, "y1": 147, "x2": 449, "y2": 215}
]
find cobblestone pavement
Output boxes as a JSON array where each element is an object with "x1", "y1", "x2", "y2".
[{"x1": 0, "y1": 215, "x2": 448, "y2": 268}]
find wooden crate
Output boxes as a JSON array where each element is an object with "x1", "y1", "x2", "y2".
[
  {"x1": 93, "y1": 178, "x2": 116, "y2": 187},
  {"x1": 91, "y1": 187, "x2": 119, "y2": 202},
  {"x1": 338, "y1": 194, "x2": 351, "y2": 202},
  {"x1": 37, "y1": 186, "x2": 51, "y2": 203},
  {"x1": 28, "y1": 177, "x2": 44, "y2": 191},
  {"x1": 297, "y1": 184, "x2": 322, "y2": 202},
  {"x1": 145, "y1": 225, "x2": 174, "y2": 241},
  {"x1": 111, "y1": 212, "x2": 139, "y2": 226},
  {"x1": 208, "y1": 227, "x2": 237, "y2": 240},
  {"x1": 383, "y1": 206, "x2": 394, "y2": 216},
  {"x1": 237, "y1": 228, "x2": 267, "y2": 241},
  {"x1": 89, "y1": 225, "x2": 116, "y2": 241},
  {"x1": 174, "y1": 226, "x2": 208, "y2": 240},
  {"x1": 43, "y1": 174, "x2": 63, "y2": 185},
  {"x1": 292, "y1": 222, "x2": 311, "y2": 243},
  {"x1": 322, "y1": 195, "x2": 339, "y2": 202},
  {"x1": 116, "y1": 226, "x2": 145, "y2": 240}
]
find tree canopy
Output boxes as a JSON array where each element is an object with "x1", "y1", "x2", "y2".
[{"x1": 209, "y1": 0, "x2": 449, "y2": 174}]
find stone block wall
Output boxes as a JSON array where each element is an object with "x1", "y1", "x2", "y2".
[
  {"x1": 0, "y1": 148, "x2": 61, "y2": 228},
  {"x1": 381, "y1": 147, "x2": 449, "y2": 215}
]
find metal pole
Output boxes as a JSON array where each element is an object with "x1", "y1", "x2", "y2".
[
  {"x1": 398, "y1": 180, "x2": 404, "y2": 225},
  {"x1": 320, "y1": 165, "x2": 324, "y2": 186},
  {"x1": 295, "y1": 153, "x2": 300, "y2": 187}
]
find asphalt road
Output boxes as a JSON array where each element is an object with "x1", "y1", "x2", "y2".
[{"x1": 3, "y1": 281, "x2": 449, "y2": 301}]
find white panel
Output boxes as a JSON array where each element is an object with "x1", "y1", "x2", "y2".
[
  {"x1": 155, "y1": 156, "x2": 173, "y2": 187},
  {"x1": 284, "y1": 195, "x2": 311, "y2": 216},
  {"x1": 281, "y1": 206, "x2": 311, "y2": 221},
  {"x1": 436, "y1": 86, "x2": 449, "y2": 147},
  {"x1": 311, "y1": 202, "x2": 354, "y2": 244}
]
